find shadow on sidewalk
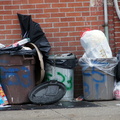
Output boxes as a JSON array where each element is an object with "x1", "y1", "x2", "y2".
[{"x1": 0, "y1": 101, "x2": 100, "y2": 111}]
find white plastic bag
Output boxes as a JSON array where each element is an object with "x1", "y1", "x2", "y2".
[
  {"x1": 113, "y1": 82, "x2": 120, "y2": 100},
  {"x1": 80, "y1": 30, "x2": 113, "y2": 58}
]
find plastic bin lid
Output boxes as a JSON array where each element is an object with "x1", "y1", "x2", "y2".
[
  {"x1": 28, "y1": 80, "x2": 66, "y2": 104},
  {"x1": 48, "y1": 53, "x2": 76, "y2": 60}
]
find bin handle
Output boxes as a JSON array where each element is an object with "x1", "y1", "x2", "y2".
[{"x1": 23, "y1": 55, "x2": 34, "y2": 60}]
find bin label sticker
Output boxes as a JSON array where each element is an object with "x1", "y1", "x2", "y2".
[
  {"x1": 0, "y1": 66, "x2": 32, "y2": 88},
  {"x1": 45, "y1": 72, "x2": 73, "y2": 90},
  {"x1": 83, "y1": 67, "x2": 106, "y2": 99}
]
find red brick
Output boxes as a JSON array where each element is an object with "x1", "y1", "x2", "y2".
[
  {"x1": 60, "y1": 8, "x2": 74, "y2": 12},
  {"x1": 54, "y1": 42, "x2": 68, "y2": 46},
  {"x1": 52, "y1": 3, "x2": 66, "y2": 8},
  {"x1": 33, "y1": 19, "x2": 44, "y2": 23},
  {"x1": 115, "y1": 32, "x2": 120, "y2": 37},
  {"x1": 69, "y1": 22, "x2": 84, "y2": 26},
  {"x1": 60, "y1": 0, "x2": 74, "y2": 2},
  {"x1": 86, "y1": 16, "x2": 97, "y2": 21},
  {"x1": 12, "y1": 30, "x2": 22, "y2": 34},
  {"x1": 60, "y1": 27, "x2": 75, "y2": 32},
  {"x1": 13, "y1": 0, "x2": 28, "y2": 4},
  {"x1": 54, "y1": 32, "x2": 68, "y2": 37},
  {"x1": 114, "y1": 22, "x2": 120, "y2": 26},
  {"x1": 115, "y1": 27, "x2": 120, "y2": 31},
  {"x1": 75, "y1": 0, "x2": 84, "y2": 2},
  {"x1": 69, "y1": 41, "x2": 80, "y2": 46},
  {"x1": 46, "y1": 33, "x2": 53, "y2": 38},
  {"x1": 0, "y1": 1, "x2": 12, "y2": 5},
  {"x1": 0, "y1": 25, "x2": 5, "y2": 29},
  {"x1": 61, "y1": 46, "x2": 76, "y2": 51},
  {"x1": 6, "y1": 25, "x2": 20, "y2": 29},
  {"x1": 83, "y1": 2, "x2": 90, "y2": 6},
  {"x1": 36, "y1": 13, "x2": 51, "y2": 18},
  {"x1": 44, "y1": 28, "x2": 59, "y2": 33},
  {"x1": 4, "y1": 5, "x2": 19, "y2": 10},
  {"x1": 29, "y1": 9, "x2": 43, "y2": 14},
  {"x1": 29, "y1": 0, "x2": 43, "y2": 4},
  {"x1": 13, "y1": 20, "x2": 20, "y2": 24},
  {"x1": 48, "y1": 37, "x2": 61, "y2": 42},
  {"x1": 0, "y1": 35, "x2": 5, "y2": 39},
  {"x1": 0, "y1": 11, "x2": 12, "y2": 15},
  {"x1": 69, "y1": 31, "x2": 80, "y2": 36},
  {"x1": 0, "y1": 20, "x2": 12, "y2": 24},
  {"x1": 50, "y1": 47, "x2": 61, "y2": 54},
  {"x1": 36, "y1": 4, "x2": 50, "y2": 8},
  {"x1": 61, "y1": 17, "x2": 75, "y2": 22},
  {"x1": 6, "y1": 35, "x2": 21, "y2": 39},
  {"x1": 20, "y1": 5, "x2": 36, "y2": 9},
  {"x1": 54, "y1": 23, "x2": 68, "y2": 27},
  {"x1": 61, "y1": 37, "x2": 75, "y2": 41},
  {"x1": 44, "y1": 8, "x2": 59, "y2": 13},
  {"x1": 45, "y1": 0, "x2": 59, "y2": 3},
  {"x1": 76, "y1": 17, "x2": 85, "y2": 21},
  {"x1": 91, "y1": 21, "x2": 104, "y2": 25},
  {"x1": 82, "y1": 12, "x2": 90, "y2": 16},
  {"x1": 98, "y1": 16, "x2": 104, "y2": 21},
  {"x1": 40, "y1": 23, "x2": 52, "y2": 28},
  {"x1": 68, "y1": 3, "x2": 82, "y2": 7},
  {"x1": 45, "y1": 18, "x2": 59, "y2": 23},
  {"x1": 4, "y1": 15, "x2": 17, "y2": 20},
  {"x1": 51, "y1": 13, "x2": 65, "y2": 17},
  {"x1": 66, "y1": 12, "x2": 81, "y2": 17},
  {"x1": 13, "y1": 10, "x2": 28, "y2": 14},
  {"x1": 0, "y1": 6, "x2": 3, "y2": 9},
  {"x1": 0, "y1": 30, "x2": 11, "y2": 34}
]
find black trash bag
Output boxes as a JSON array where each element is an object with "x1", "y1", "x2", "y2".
[
  {"x1": 0, "y1": 45, "x2": 36, "y2": 56},
  {"x1": 17, "y1": 13, "x2": 51, "y2": 59},
  {"x1": 46, "y1": 53, "x2": 78, "y2": 69},
  {"x1": 115, "y1": 61, "x2": 120, "y2": 82}
]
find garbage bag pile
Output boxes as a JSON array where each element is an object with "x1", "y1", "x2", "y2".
[{"x1": 79, "y1": 30, "x2": 118, "y2": 76}]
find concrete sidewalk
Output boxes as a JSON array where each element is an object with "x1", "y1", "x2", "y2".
[{"x1": 0, "y1": 101, "x2": 120, "y2": 120}]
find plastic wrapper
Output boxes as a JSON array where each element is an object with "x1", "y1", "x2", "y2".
[
  {"x1": 79, "y1": 56, "x2": 118, "y2": 76},
  {"x1": 113, "y1": 82, "x2": 120, "y2": 100},
  {"x1": 0, "y1": 84, "x2": 8, "y2": 105}
]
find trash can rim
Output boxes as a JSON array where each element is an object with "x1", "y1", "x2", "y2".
[{"x1": 48, "y1": 53, "x2": 76, "y2": 60}]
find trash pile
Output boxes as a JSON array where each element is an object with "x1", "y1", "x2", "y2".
[
  {"x1": 79, "y1": 30, "x2": 118, "y2": 101},
  {"x1": 1, "y1": 13, "x2": 120, "y2": 108},
  {"x1": 0, "y1": 13, "x2": 77, "y2": 108},
  {"x1": 0, "y1": 13, "x2": 52, "y2": 107}
]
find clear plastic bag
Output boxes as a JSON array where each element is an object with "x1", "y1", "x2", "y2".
[{"x1": 79, "y1": 56, "x2": 118, "y2": 76}]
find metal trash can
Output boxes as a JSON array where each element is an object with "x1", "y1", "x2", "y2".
[
  {"x1": 79, "y1": 57, "x2": 118, "y2": 101},
  {"x1": 45, "y1": 53, "x2": 77, "y2": 101},
  {"x1": 0, "y1": 50, "x2": 36, "y2": 104},
  {"x1": 83, "y1": 67, "x2": 114, "y2": 100}
]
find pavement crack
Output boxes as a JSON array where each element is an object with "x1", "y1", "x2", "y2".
[{"x1": 51, "y1": 109, "x2": 73, "y2": 120}]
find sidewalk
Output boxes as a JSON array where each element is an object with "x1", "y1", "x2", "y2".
[{"x1": 0, "y1": 100, "x2": 120, "y2": 120}]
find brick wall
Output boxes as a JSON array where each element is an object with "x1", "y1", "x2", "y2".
[{"x1": 0, "y1": 0, "x2": 120, "y2": 98}]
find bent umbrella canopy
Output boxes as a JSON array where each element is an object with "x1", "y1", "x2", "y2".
[{"x1": 17, "y1": 13, "x2": 51, "y2": 59}]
